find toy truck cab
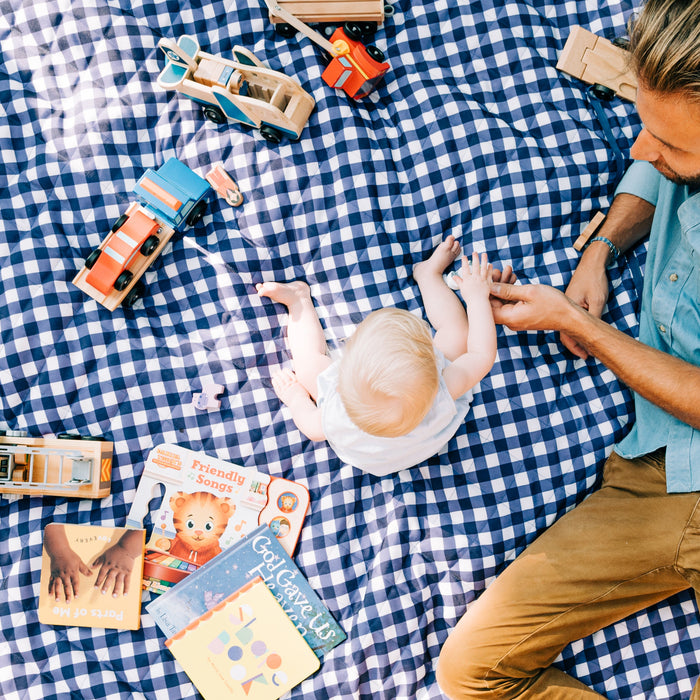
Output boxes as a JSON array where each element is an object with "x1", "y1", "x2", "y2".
[
  {"x1": 321, "y1": 25, "x2": 389, "y2": 99},
  {"x1": 73, "y1": 158, "x2": 210, "y2": 311},
  {"x1": 133, "y1": 157, "x2": 210, "y2": 231},
  {"x1": 157, "y1": 35, "x2": 315, "y2": 144}
]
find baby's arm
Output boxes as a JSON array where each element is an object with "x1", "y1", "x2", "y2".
[
  {"x1": 443, "y1": 252, "x2": 498, "y2": 398},
  {"x1": 272, "y1": 368, "x2": 326, "y2": 441}
]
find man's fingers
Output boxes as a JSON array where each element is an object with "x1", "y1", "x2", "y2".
[
  {"x1": 490, "y1": 282, "x2": 526, "y2": 300},
  {"x1": 560, "y1": 333, "x2": 589, "y2": 360}
]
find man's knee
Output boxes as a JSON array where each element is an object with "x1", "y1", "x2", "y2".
[{"x1": 436, "y1": 617, "x2": 512, "y2": 700}]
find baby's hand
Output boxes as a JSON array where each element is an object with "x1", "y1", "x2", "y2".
[{"x1": 453, "y1": 251, "x2": 493, "y2": 301}]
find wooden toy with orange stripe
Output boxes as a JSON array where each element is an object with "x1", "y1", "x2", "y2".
[
  {"x1": 0, "y1": 432, "x2": 113, "y2": 499},
  {"x1": 73, "y1": 158, "x2": 211, "y2": 311}
]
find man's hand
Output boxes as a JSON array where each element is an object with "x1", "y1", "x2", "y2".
[
  {"x1": 489, "y1": 282, "x2": 577, "y2": 333},
  {"x1": 560, "y1": 250, "x2": 611, "y2": 359}
]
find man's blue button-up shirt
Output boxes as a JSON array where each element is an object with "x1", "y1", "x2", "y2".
[{"x1": 613, "y1": 160, "x2": 700, "y2": 493}]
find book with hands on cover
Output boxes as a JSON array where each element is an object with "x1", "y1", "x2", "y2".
[{"x1": 38, "y1": 522, "x2": 146, "y2": 630}]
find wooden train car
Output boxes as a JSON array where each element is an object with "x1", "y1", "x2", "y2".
[{"x1": 0, "y1": 434, "x2": 113, "y2": 499}]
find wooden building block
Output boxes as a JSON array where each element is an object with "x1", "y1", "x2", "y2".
[{"x1": 574, "y1": 211, "x2": 606, "y2": 251}]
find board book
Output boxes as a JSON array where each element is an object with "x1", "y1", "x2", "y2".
[
  {"x1": 147, "y1": 524, "x2": 346, "y2": 658},
  {"x1": 125, "y1": 443, "x2": 310, "y2": 591},
  {"x1": 165, "y1": 577, "x2": 320, "y2": 700},
  {"x1": 38, "y1": 523, "x2": 146, "y2": 630}
]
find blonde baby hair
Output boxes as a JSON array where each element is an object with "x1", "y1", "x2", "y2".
[{"x1": 337, "y1": 308, "x2": 439, "y2": 438}]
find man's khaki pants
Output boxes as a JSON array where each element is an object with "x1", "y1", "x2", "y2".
[{"x1": 437, "y1": 449, "x2": 700, "y2": 699}]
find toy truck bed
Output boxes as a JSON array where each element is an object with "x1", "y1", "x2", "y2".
[
  {"x1": 269, "y1": 1, "x2": 386, "y2": 25},
  {"x1": 0, "y1": 435, "x2": 113, "y2": 499}
]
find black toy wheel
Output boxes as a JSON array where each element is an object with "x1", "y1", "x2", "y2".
[
  {"x1": 140, "y1": 234, "x2": 160, "y2": 256},
  {"x1": 275, "y1": 23, "x2": 297, "y2": 38},
  {"x1": 114, "y1": 270, "x2": 133, "y2": 291},
  {"x1": 359, "y1": 22, "x2": 378, "y2": 40},
  {"x1": 591, "y1": 84, "x2": 615, "y2": 101},
  {"x1": 260, "y1": 124, "x2": 283, "y2": 144},
  {"x1": 85, "y1": 248, "x2": 101, "y2": 270},
  {"x1": 204, "y1": 106, "x2": 227, "y2": 124},
  {"x1": 344, "y1": 22, "x2": 364, "y2": 41},
  {"x1": 123, "y1": 281, "x2": 145, "y2": 308},
  {"x1": 366, "y1": 45, "x2": 385, "y2": 63},
  {"x1": 57, "y1": 433, "x2": 82, "y2": 440},
  {"x1": 384, "y1": 4, "x2": 395, "y2": 17},
  {"x1": 186, "y1": 200, "x2": 207, "y2": 226},
  {"x1": 111, "y1": 214, "x2": 129, "y2": 233}
]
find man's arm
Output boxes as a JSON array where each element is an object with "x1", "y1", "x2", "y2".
[
  {"x1": 491, "y1": 283, "x2": 700, "y2": 430},
  {"x1": 561, "y1": 193, "x2": 656, "y2": 358}
]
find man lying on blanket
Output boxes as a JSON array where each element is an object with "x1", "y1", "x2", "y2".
[{"x1": 438, "y1": 0, "x2": 700, "y2": 697}]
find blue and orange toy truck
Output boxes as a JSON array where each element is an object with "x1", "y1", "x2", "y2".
[{"x1": 73, "y1": 158, "x2": 211, "y2": 310}]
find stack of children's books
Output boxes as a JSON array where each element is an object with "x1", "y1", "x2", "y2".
[{"x1": 147, "y1": 523, "x2": 346, "y2": 700}]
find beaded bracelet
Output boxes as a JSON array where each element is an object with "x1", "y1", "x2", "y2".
[{"x1": 587, "y1": 236, "x2": 621, "y2": 268}]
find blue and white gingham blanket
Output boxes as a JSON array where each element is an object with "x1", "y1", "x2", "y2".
[{"x1": 2, "y1": 0, "x2": 699, "y2": 698}]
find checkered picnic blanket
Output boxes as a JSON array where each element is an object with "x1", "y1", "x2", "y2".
[{"x1": 2, "y1": 0, "x2": 699, "y2": 698}]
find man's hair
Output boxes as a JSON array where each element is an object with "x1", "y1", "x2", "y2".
[
  {"x1": 337, "y1": 308, "x2": 439, "y2": 438},
  {"x1": 628, "y1": 0, "x2": 700, "y2": 101}
]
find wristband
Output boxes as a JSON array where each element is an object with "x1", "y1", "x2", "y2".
[{"x1": 586, "y1": 236, "x2": 621, "y2": 268}]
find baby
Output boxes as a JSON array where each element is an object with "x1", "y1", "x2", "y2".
[{"x1": 256, "y1": 235, "x2": 503, "y2": 476}]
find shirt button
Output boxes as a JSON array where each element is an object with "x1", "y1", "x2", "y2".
[
  {"x1": 669, "y1": 273, "x2": 678, "y2": 282},
  {"x1": 659, "y1": 324, "x2": 667, "y2": 333}
]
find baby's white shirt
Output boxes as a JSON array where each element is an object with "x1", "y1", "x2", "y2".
[{"x1": 316, "y1": 350, "x2": 473, "y2": 476}]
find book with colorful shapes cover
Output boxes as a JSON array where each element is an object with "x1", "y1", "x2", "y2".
[
  {"x1": 147, "y1": 524, "x2": 345, "y2": 658},
  {"x1": 38, "y1": 523, "x2": 146, "y2": 630},
  {"x1": 165, "y1": 577, "x2": 320, "y2": 700}
]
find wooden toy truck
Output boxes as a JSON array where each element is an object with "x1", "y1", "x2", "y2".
[
  {"x1": 264, "y1": 0, "x2": 390, "y2": 99},
  {"x1": 73, "y1": 158, "x2": 211, "y2": 311},
  {"x1": 0, "y1": 433, "x2": 113, "y2": 499},
  {"x1": 557, "y1": 25, "x2": 637, "y2": 102},
  {"x1": 157, "y1": 36, "x2": 315, "y2": 144}
]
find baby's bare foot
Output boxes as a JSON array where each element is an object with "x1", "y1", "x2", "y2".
[
  {"x1": 272, "y1": 368, "x2": 310, "y2": 406},
  {"x1": 256, "y1": 280, "x2": 311, "y2": 308},
  {"x1": 414, "y1": 235, "x2": 462, "y2": 282}
]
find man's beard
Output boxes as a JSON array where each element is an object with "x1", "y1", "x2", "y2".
[{"x1": 650, "y1": 158, "x2": 700, "y2": 188}]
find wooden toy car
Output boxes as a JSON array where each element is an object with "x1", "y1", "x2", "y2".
[
  {"x1": 0, "y1": 432, "x2": 113, "y2": 499},
  {"x1": 157, "y1": 35, "x2": 315, "y2": 144},
  {"x1": 73, "y1": 158, "x2": 211, "y2": 311},
  {"x1": 265, "y1": 0, "x2": 390, "y2": 99},
  {"x1": 557, "y1": 25, "x2": 637, "y2": 102},
  {"x1": 205, "y1": 163, "x2": 243, "y2": 207}
]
